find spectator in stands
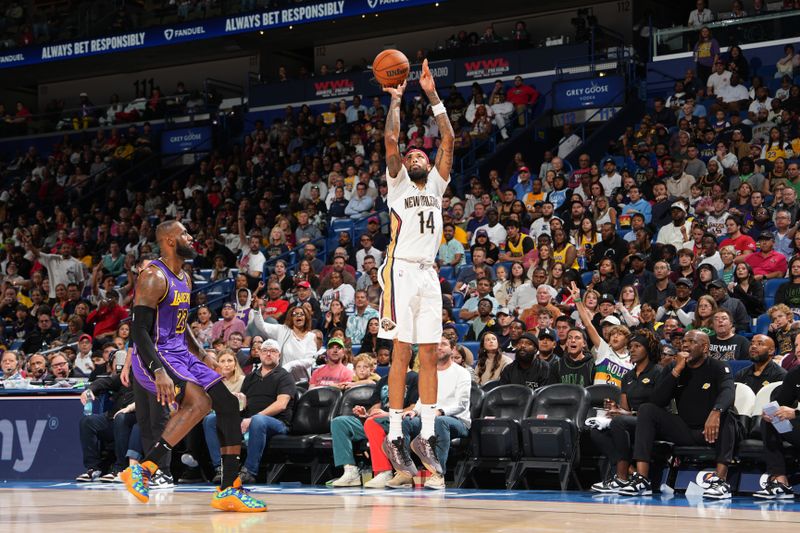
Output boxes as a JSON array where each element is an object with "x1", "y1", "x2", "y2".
[
  {"x1": 355, "y1": 234, "x2": 383, "y2": 272},
  {"x1": 251, "y1": 302, "x2": 317, "y2": 380},
  {"x1": 211, "y1": 302, "x2": 246, "y2": 343},
  {"x1": 310, "y1": 337, "x2": 353, "y2": 388},
  {"x1": 590, "y1": 329, "x2": 663, "y2": 493},
  {"x1": 25, "y1": 237, "x2": 86, "y2": 299},
  {"x1": 688, "y1": 0, "x2": 714, "y2": 28},
  {"x1": 735, "y1": 334, "x2": 785, "y2": 394},
  {"x1": 207, "y1": 339, "x2": 294, "y2": 484},
  {"x1": 555, "y1": 125, "x2": 581, "y2": 159},
  {"x1": 21, "y1": 311, "x2": 61, "y2": 355},
  {"x1": 656, "y1": 202, "x2": 693, "y2": 249},
  {"x1": 346, "y1": 290, "x2": 378, "y2": 345},
  {"x1": 345, "y1": 182, "x2": 373, "y2": 220},
  {"x1": 474, "y1": 331, "x2": 511, "y2": 385},
  {"x1": 621, "y1": 330, "x2": 735, "y2": 498},
  {"x1": 708, "y1": 279, "x2": 750, "y2": 331},
  {"x1": 320, "y1": 272, "x2": 355, "y2": 314},
  {"x1": 553, "y1": 328, "x2": 594, "y2": 386},
  {"x1": 706, "y1": 60, "x2": 731, "y2": 98},
  {"x1": 85, "y1": 290, "x2": 128, "y2": 341},
  {"x1": 236, "y1": 228, "x2": 267, "y2": 291},
  {"x1": 693, "y1": 27, "x2": 720, "y2": 85},
  {"x1": 709, "y1": 308, "x2": 750, "y2": 361}
]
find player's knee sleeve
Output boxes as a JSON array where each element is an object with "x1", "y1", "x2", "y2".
[{"x1": 207, "y1": 382, "x2": 241, "y2": 446}]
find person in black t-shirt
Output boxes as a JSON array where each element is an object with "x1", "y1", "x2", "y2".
[
  {"x1": 735, "y1": 334, "x2": 786, "y2": 394},
  {"x1": 620, "y1": 330, "x2": 736, "y2": 499},
  {"x1": 499, "y1": 333, "x2": 558, "y2": 389},
  {"x1": 590, "y1": 330, "x2": 663, "y2": 493},
  {"x1": 756, "y1": 366, "x2": 800, "y2": 499}
]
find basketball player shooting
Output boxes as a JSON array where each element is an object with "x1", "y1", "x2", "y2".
[
  {"x1": 379, "y1": 59, "x2": 455, "y2": 476},
  {"x1": 120, "y1": 221, "x2": 266, "y2": 512}
]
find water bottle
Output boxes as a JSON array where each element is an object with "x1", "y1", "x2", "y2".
[
  {"x1": 243, "y1": 431, "x2": 250, "y2": 445},
  {"x1": 83, "y1": 390, "x2": 95, "y2": 416}
]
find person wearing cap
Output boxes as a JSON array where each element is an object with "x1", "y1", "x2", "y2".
[
  {"x1": 512, "y1": 166, "x2": 534, "y2": 200},
  {"x1": 499, "y1": 331, "x2": 558, "y2": 390},
  {"x1": 86, "y1": 289, "x2": 129, "y2": 341},
  {"x1": 657, "y1": 277, "x2": 697, "y2": 327},
  {"x1": 470, "y1": 207, "x2": 507, "y2": 248},
  {"x1": 72, "y1": 333, "x2": 96, "y2": 378},
  {"x1": 600, "y1": 157, "x2": 622, "y2": 194},
  {"x1": 309, "y1": 338, "x2": 355, "y2": 388},
  {"x1": 220, "y1": 339, "x2": 296, "y2": 483},
  {"x1": 570, "y1": 282, "x2": 633, "y2": 387},
  {"x1": 744, "y1": 231, "x2": 788, "y2": 281},
  {"x1": 707, "y1": 279, "x2": 751, "y2": 332},
  {"x1": 656, "y1": 201, "x2": 693, "y2": 249},
  {"x1": 211, "y1": 302, "x2": 247, "y2": 343}
]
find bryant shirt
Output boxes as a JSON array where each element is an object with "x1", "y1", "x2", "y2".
[{"x1": 385, "y1": 164, "x2": 447, "y2": 263}]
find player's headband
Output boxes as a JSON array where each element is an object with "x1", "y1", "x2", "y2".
[{"x1": 404, "y1": 149, "x2": 430, "y2": 165}]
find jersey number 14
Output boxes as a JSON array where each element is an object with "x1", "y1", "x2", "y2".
[{"x1": 418, "y1": 211, "x2": 434, "y2": 234}]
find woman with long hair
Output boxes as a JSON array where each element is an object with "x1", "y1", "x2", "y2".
[
  {"x1": 250, "y1": 301, "x2": 318, "y2": 380},
  {"x1": 690, "y1": 295, "x2": 718, "y2": 334},
  {"x1": 474, "y1": 331, "x2": 512, "y2": 385},
  {"x1": 324, "y1": 299, "x2": 349, "y2": 336},
  {"x1": 618, "y1": 285, "x2": 641, "y2": 328},
  {"x1": 548, "y1": 261, "x2": 566, "y2": 290},
  {"x1": 551, "y1": 228, "x2": 578, "y2": 270},
  {"x1": 295, "y1": 258, "x2": 320, "y2": 292},
  {"x1": 272, "y1": 259, "x2": 294, "y2": 295},
  {"x1": 572, "y1": 289, "x2": 599, "y2": 327},
  {"x1": 593, "y1": 195, "x2": 617, "y2": 227},
  {"x1": 471, "y1": 230, "x2": 499, "y2": 265},
  {"x1": 730, "y1": 262, "x2": 765, "y2": 317},
  {"x1": 532, "y1": 242, "x2": 553, "y2": 275},
  {"x1": 510, "y1": 200, "x2": 532, "y2": 228},
  {"x1": 589, "y1": 328, "x2": 663, "y2": 493},
  {"x1": 508, "y1": 262, "x2": 528, "y2": 293},
  {"x1": 592, "y1": 257, "x2": 620, "y2": 298},
  {"x1": 358, "y1": 317, "x2": 391, "y2": 355},
  {"x1": 115, "y1": 322, "x2": 131, "y2": 350},
  {"x1": 694, "y1": 26, "x2": 720, "y2": 85},
  {"x1": 729, "y1": 181, "x2": 754, "y2": 217}
]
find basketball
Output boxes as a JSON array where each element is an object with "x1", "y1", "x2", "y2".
[{"x1": 373, "y1": 49, "x2": 410, "y2": 87}]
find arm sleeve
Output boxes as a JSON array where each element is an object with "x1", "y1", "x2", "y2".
[{"x1": 130, "y1": 305, "x2": 163, "y2": 372}]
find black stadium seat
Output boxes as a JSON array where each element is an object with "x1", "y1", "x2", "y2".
[
  {"x1": 515, "y1": 384, "x2": 591, "y2": 490},
  {"x1": 584, "y1": 384, "x2": 621, "y2": 418},
  {"x1": 456, "y1": 384, "x2": 534, "y2": 488},
  {"x1": 265, "y1": 386, "x2": 342, "y2": 484}
]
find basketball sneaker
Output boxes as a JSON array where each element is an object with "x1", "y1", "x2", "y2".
[
  {"x1": 150, "y1": 471, "x2": 174, "y2": 490},
  {"x1": 120, "y1": 461, "x2": 156, "y2": 503},
  {"x1": 591, "y1": 476, "x2": 628, "y2": 494},
  {"x1": 211, "y1": 477, "x2": 267, "y2": 513},
  {"x1": 424, "y1": 473, "x2": 445, "y2": 490},
  {"x1": 364, "y1": 471, "x2": 394, "y2": 488},
  {"x1": 99, "y1": 469, "x2": 122, "y2": 483},
  {"x1": 754, "y1": 479, "x2": 795, "y2": 500},
  {"x1": 702, "y1": 474, "x2": 732, "y2": 499},
  {"x1": 617, "y1": 472, "x2": 652, "y2": 496},
  {"x1": 410, "y1": 435, "x2": 442, "y2": 475},
  {"x1": 382, "y1": 436, "x2": 418, "y2": 476}
]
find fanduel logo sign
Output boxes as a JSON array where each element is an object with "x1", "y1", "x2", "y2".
[
  {"x1": 164, "y1": 26, "x2": 205, "y2": 41},
  {"x1": 0, "y1": 419, "x2": 48, "y2": 473},
  {"x1": 367, "y1": 0, "x2": 407, "y2": 9}
]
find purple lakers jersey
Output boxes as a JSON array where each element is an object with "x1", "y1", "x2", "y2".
[{"x1": 149, "y1": 258, "x2": 192, "y2": 355}]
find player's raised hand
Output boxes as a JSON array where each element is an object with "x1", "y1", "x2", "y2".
[
  {"x1": 382, "y1": 79, "x2": 407, "y2": 99},
  {"x1": 419, "y1": 59, "x2": 435, "y2": 94}
]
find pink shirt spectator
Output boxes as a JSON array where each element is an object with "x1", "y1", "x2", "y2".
[{"x1": 309, "y1": 363, "x2": 354, "y2": 388}]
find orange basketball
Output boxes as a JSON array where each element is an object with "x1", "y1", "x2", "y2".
[{"x1": 373, "y1": 49, "x2": 410, "y2": 87}]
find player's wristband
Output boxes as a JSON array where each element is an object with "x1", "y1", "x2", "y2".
[{"x1": 431, "y1": 102, "x2": 446, "y2": 116}]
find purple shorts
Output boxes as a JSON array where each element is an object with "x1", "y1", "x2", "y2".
[{"x1": 132, "y1": 350, "x2": 222, "y2": 396}]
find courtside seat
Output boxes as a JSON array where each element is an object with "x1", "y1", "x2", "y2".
[
  {"x1": 450, "y1": 383, "x2": 485, "y2": 485},
  {"x1": 584, "y1": 384, "x2": 621, "y2": 419},
  {"x1": 455, "y1": 385, "x2": 534, "y2": 488},
  {"x1": 266, "y1": 386, "x2": 342, "y2": 484},
  {"x1": 515, "y1": 384, "x2": 591, "y2": 490},
  {"x1": 314, "y1": 384, "x2": 376, "y2": 459}
]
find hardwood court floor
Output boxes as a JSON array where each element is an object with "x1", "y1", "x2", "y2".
[{"x1": 2, "y1": 482, "x2": 800, "y2": 532}]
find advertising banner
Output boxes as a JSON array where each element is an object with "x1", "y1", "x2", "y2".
[
  {"x1": 0, "y1": 395, "x2": 83, "y2": 480},
  {"x1": 455, "y1": 52, "x2": 518, "y2": 81},
  {"x1": 161, "y1": 126, "x2": 213, "y2": 154},
  {"x1": 0, "y1": 0, "x2": 443, "y2": 69},
  {"x1": 553, "y1": 75, "x2": 625, "y2": 112}
]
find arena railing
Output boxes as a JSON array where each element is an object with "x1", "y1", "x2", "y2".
[{"x1": 652, "y1": 9, "x2": 800, "y2": 58}]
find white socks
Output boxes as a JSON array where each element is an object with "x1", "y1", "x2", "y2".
[
  {"x1": 388, "y1": 409, "x2": 403, "y2": 440},
  {"x1": 420, "y1": 404, "x2": 437, "y2": 439}
]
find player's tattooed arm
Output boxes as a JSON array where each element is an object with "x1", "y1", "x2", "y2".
[{"x1": 383, "y1": 80, "x2": 407, "y2": 178}]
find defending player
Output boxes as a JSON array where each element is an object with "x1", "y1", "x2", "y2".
[
  {"x1": 120, "y1": 221, "x2": 266, "y2": 512},
  {"x1": 379, "y1": 59, "x2": 455, "y2": 477}
]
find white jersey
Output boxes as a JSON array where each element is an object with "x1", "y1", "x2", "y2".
[{"x1": 385, "y1": 164, "x2": 447, "y2": 263}]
